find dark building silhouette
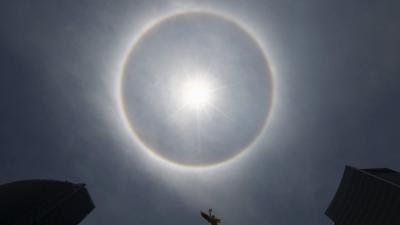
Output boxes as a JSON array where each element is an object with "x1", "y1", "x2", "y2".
[
  {"x1": 326, "y1": 166, "x2": 400, "y2": 225},
  {"x1": 0, "y1": 180, "x2": 95, "y2": 225}
]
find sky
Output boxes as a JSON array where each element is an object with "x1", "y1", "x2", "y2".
[{"x1": 1, "y1": 1, "x2": 400, "y2": 225}]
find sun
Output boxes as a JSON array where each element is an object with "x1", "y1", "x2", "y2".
[
  {"x1": 179, "y1": 76, "x2": 214, "y2": 112},
  {"x1": 167, "y1": 69, "x2": 223, "y2": 123}
]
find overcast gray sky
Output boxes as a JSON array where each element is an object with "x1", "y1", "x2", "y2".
[{"x1": 1, "y1": 1, "x2": 400, "y2": 225}]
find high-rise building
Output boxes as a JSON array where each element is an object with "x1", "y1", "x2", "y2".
[
  {"x1": 0, "y1": 180, "x2": 95, "y2": 225},
  {"x1": 326, "y1": 166, "x2": 400, "y2": 225}
]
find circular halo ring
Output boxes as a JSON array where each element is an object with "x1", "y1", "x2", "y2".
[{"x1": 117, "y1": 10, "x2": 275, "y2": 170}]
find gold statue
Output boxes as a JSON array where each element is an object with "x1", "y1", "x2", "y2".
[{"x1": 201, "y1": 208, "x2": 221, "y2": 225}]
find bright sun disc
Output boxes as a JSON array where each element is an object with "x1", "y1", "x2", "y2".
[{"x1": 180, "y1": 77, "x2": 214, "y2": 111}]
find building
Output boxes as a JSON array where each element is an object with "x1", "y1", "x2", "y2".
[
  {"x1": 0, "y1": 180, "x2": 95, "y2": 225},
  {"x1": 326, "y1": 166, "x2": 400, "y2": 225}
]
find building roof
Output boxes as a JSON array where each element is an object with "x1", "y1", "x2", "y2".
[
  {"x1": 0, "y1": 180, "x2": 95, "y2": 225},
  {"x1": 326, "y1": 166, "x2": 400, "y2": 225}
]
